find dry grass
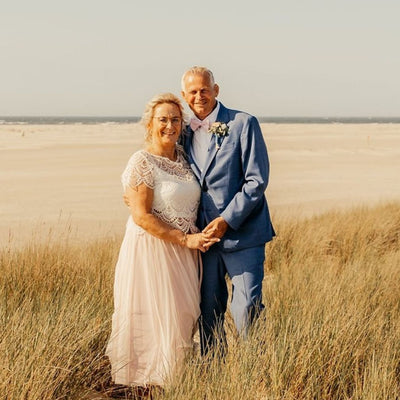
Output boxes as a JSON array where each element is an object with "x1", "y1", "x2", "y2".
[{"x1": 1, "y1": 202, "x2": 400, "y2": 400}]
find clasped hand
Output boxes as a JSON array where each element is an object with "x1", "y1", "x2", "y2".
[
  {"x1": 123, "y1": 194, "x2": 226, "y2": 252},
  {"x1": 202, "y1": 217, "x2": 229, "y2": 239},
  {"x1": 186, "y1": 231, "x2": 220, "y2": 253},
  {"x1": 188, "y1": 216, "x2": 228, "y2": 253}
]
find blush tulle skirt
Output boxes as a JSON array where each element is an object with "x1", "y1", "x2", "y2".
[{"x1": 106, "y1": 217, "x2": 201, "y2": 386}]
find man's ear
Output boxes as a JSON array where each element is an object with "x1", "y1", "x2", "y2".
[{"x1": 214, "y1": 84, "x2": 220, "y2": 97}]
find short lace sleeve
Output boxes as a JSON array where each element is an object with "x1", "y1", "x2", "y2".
[{"x1": 121, "y1": 151, "x2": 155, "y2": 190}]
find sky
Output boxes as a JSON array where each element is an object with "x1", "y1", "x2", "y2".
[{"x1": 1, "y1": 0, "x2": 399, "y2": 117}]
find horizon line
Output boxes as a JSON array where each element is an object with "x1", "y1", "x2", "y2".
[{"x1": 1, "y1": 115, "x2": 400, "y2": 119}]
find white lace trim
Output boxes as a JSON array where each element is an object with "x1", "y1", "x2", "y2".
[
  {"x1": 121, "y1": 146, "x2": 194, "y2": 190},
  {"x1": 121, "y1": 146, "x2": 200, "y2": 233},
  {"x1": 121, "y1": 151, "x2": 155, "y2": 190},
  {"x1": 153, "y1": 211, "x2": 199, "y2": 233}
]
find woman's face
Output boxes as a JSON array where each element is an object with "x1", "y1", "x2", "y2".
[{"x1": 150, "y1": 103, "x2": 182, "y2": 149}]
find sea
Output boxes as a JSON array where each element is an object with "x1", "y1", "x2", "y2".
[{"x1": 0, "y1": 116, "x2": 400, "y2": 125}]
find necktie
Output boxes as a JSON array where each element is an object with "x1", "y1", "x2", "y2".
[{"x1": 190, "y1": 118, "x2": 210, "y2": 131}]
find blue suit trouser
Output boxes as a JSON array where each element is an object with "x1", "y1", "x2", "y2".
[{"x1": 199, "y1": 245, "x2": 265, "y2": 354}]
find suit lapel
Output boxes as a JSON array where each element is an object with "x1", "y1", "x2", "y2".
[
  {"x1": 200, "y1": 103, "x2": 230, "y2": 182},
  {"x1": 183, "y1": 127, "x2": 201, "y2": 180}
]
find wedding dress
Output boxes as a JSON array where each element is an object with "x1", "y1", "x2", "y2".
[{"x1": 106, "y1": 146, "x2": 201, "y2": 386}]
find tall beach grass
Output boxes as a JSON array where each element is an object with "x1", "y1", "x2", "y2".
[{"x1": 1, "y1": 202, "x2": 400, "y2": 399}]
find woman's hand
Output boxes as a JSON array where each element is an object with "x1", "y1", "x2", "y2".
[{"x1": 186, "y1": 232, "x2": 220, "y2": 253}]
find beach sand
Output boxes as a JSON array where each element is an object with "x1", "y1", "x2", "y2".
[{"x1": 1, "y1": 123, "x2": 399, "y2": 246}]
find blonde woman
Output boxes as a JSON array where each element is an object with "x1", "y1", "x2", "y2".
[{"x1": 106, "y1": 93, "x2": 218, "y2": 397}]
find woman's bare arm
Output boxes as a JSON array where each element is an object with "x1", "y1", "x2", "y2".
[{"x1": 126, "y1": 184, "x2": 219, "y2": 252}]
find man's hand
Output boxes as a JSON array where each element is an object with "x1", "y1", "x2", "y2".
[{"x1": 202, "y1": 217, "x2": 229, "y2": 239}]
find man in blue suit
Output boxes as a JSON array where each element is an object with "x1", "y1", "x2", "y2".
[{"x1": 180, "y1": 66, "x2": 275, "y2": 354}]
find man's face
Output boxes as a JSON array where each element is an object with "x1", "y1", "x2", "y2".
[{"x1": 181, "y1": 73, "x2": 219, "y2": 120}]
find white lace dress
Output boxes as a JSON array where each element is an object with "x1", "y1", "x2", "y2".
[{"x1": 106, "y1": 146, "x2": 201, "y2": 387}]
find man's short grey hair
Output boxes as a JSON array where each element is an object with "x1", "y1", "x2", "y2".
[{"x1": 181, "y1": 66, "x2": 215, "y2": 91}]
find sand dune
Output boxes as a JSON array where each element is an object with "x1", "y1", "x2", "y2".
[
  {"x1": 1, "y1": 123, "x2": 399, "y2": 246},
  {"x1": 266, "y1": 123, "x2": 400, "y2": 216}
]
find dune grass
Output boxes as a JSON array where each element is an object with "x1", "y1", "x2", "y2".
[{"x1": 1, "y1": 202, "x2": 400, "y2": 399}]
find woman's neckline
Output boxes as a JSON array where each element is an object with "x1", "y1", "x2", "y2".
[{"x1": 144, "y1": 148, "x2": 179, "y2": 162}]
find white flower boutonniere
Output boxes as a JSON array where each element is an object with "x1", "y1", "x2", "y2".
[{"x1": 208, "y1": 122, "x2": 229, "y2": 150}]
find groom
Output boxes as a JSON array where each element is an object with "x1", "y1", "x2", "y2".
[{"x1": 180, "y1": 66, "x2": 275, "y2": 354}]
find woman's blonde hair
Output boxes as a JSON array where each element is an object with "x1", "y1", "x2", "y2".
[{"x1": 141, "y1": 93, "x2": 186, "y2": 143}]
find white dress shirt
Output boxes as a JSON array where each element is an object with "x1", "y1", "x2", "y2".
[{"x1": 190, "y1": 102, "x2": 220, "y2": 173}]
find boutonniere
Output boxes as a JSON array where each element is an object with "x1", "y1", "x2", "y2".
[{"x1": 208, "y1": 122, "x2": 229, "y2": 150}]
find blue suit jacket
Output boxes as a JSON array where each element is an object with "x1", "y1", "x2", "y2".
[{"x1": 182, "y1": 103, "x2": 275, "y2": 252}]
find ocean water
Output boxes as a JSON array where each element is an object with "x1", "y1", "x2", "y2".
[
  {"x1": 0, "y1": 116, "x2": 399, "y2": 125},
  {"x1": 0, "y1": 116, "x2": 140, "y2": 125}
]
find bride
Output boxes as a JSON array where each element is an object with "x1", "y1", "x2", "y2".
[{"x1": 105, "y1": 93, "x2": 218, "y2": 396}]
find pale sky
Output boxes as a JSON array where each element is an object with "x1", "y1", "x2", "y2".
[{"x1": 1, "y1": 0, "x2": 399, "y2": 117}]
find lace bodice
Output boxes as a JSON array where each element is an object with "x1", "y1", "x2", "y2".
[{"x1": 121, "y1": 146, "x2": 200, "y2": 233}]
